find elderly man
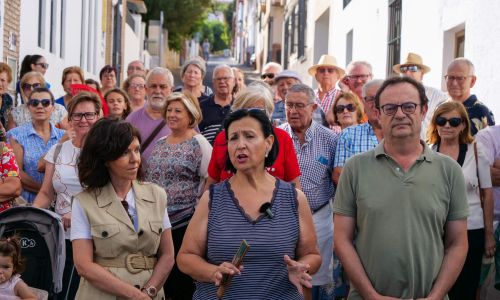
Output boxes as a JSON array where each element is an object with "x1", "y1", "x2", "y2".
[
  {"x1": 126, "y1": 67, "x2": 173, "y2": 160},
  {"x1": 308, "y1": 55, "x2": 344, "y2": 117},
  {"x1": 272, "y1": 70, "x2": 302, "y2": 125},
  {"x1": 341, "y1": 61, "x2": 373, "y2": 100},
  {"x1": 393, "y1": 52, "x2": 448, "y2": 140},
  {"x1": 446, "y1": 57, "x2": 495, "y2": 135},
  {"x1": 279, "y1": 83, "x2": 338, "y2": 297},
  {"x1": 199, "y1": 64, "x2": 234, "y2": 144},
  {"x1": 334, "y1": 76, "x2": 468, "y2": 299},
  {"x1": 333, "y1": 79, "x2": 384, "y2": 184},
  {"x1": 261, "y1": 61, "x2": 283, "y2": 85},
  {"x1": 127, "y1": 60, "x2": 146, "y2": 77}
]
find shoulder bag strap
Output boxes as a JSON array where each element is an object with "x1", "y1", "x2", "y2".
[
  {"x1": 473, "y1": 141, "x2": 485, "y2": 207},
  {"x1": 141, "y1": 120, "x2": 166, "y2": 153}
]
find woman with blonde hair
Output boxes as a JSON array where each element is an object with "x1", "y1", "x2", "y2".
[
  {"x1": 428, "y1": 101, "x2": 494, "y2": 300},
  {"x1": 330, "y1": 91, "x2": 363, "y2": 132}
]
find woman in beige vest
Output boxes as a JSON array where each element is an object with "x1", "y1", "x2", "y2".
[{"x1": 71, "y1": 118, "x2": 175, "y2": 299}]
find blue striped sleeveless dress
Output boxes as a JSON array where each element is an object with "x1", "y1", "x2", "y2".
[{"x1": 193, "y1": 179, "x2": 303, "y2": 300}]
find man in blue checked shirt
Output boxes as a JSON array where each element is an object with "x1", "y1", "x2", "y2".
[
  {"x1": 279, "y1": 83, "x2": 339, "y2": 299},
  {"x1": 332, "y1": 79, "x2": 384, "y2": 185}
]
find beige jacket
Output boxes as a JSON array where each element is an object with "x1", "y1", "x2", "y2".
[{"x1": 74, "y1": 180, "x2": 167, "y2": 300}]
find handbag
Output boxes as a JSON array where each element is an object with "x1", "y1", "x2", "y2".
[
  {"x1": 141, "y1": 120, "x2": 166, "y2": 153},
  {"x1": 473, "y1": 141, "x2": 485, "y2": 206}
]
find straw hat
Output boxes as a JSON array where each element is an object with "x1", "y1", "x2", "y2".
[
  {"x1": 393, "y1": 52, "x2": 431, "y2": 74},
  {"x1": 308, "y1": 55, "x2": 345, "y2": 76}
]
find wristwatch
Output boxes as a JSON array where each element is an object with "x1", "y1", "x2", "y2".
[{"x1": 141, "y1": 285, "x2": 158, "y2": 297}]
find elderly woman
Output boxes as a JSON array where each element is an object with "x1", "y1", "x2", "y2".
[
  {"x1": 7, "y1": 87, "x2": 65, "y2": 203},
  {"x1": 0, "y1": 63, "x2": 14, "y2": 130},
  {"x1": 104, "y1": 88, "x2": 132, "y2": 120},
  {"x1": 205, "y1": 84, "x2": 301, "y2": 189},
  {"x1": 428, "y1": 101, "x2": 494, "y2": 300},
  {"x1": 0, "y1": 135, "x2": 22, "y2": 212},
  {"x1": 174, "y1": 58, "x2": 213, "y2": 102},
  {"x1": 123, "y1": 74, "x2": 146, "y2": 111},
  {"x1": 178, "y1": 109, "x2": 321, "y2": 299},
  {"x1": 8, "y1": 72, "x2": 68, "y2": 130},
  {"x1": 330, "y1": 91, "x2": 364, "y2": 132},
  {"x1": 99, "y1": 65, "x2": 117, "y2": 96},
  {"x1": 33, "y1": 92, "x2": 102, "y2": 299},
  {"x1": 71, "y1": 118, "x2": 175, "y2": 299},
  {"x1": 145, "y1": 92, "x2": 212, "y2": 300},
  {"x1": 55, "y1": 66, "x2": 85, "y2": 108}
]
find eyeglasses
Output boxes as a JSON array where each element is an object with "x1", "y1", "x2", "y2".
[
  {"x1": 400, "y1": 65, "x2": 420, "y2": 73},
  {"x1": 214, "y1": 77, "x2": 233, "y2": 82},
  {"x1": 444, "y1": 75, "x2": 471, "y2": 83},
  {"x1": 318, "y1": 67, "x2": 336, "y2": 74},
  {"x1": 130, "y1": 83, "x2": 145, "y2": 90},
  {"x1": 379, "y1": 102, "x2": 418, "y2": 115},
  {"x1": 436, "y1": 116, "x2": 462, "y2": 127},
  {"x1": 22, "y1": 83, "x2": 42, "y2": 91},
  {"x1": 70, "y1": 112, "x2": 98, "y2": 121},
  {"x1": 35, "y1": 62, "x2": 49, "y2": 69},
  {"x1": 335, "y1": 104, "x2": 356, "y2": 114},
  {"x1": 285, "y1": 102, "x2": 312, "y2": 110},
  {"x1": 28, "y1": 99, "x2": 52, "y2": 107},
  {"x1": 260, "y1": 73, "x2": 275, "y2": 80},
  {"x1": 148, "y1": 84, "x2": 170, "y2": 90},
  {"x1": 363, "y1": 96, "x2": 376, "y2": 103},
  {"x1": 347, "y1": 74, "x2": 371, "y2": 81}
]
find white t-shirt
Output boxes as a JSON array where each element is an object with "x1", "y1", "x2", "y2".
[
  {"x1": 71, "y1": 187, "x2": 172, "y2": 241},
  {"x1": 45, "y1": 140, "x2": 82, "y2": 239}
]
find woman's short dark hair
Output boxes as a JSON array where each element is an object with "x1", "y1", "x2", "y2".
[
  {"x1": 20, "y1": 54, "x2": 43, "y2": 79},
  {"x1": 99, "y1": 65, "x2": 117, "y2": 81},
  {"x1": 78, "y1": 118, "x2": 143, "y2": 190},
  {"x1": 104, "y1": 88, "x2": 132, "y2": 119},
  {"x1": 223, "y1": 109, "x2": 279, "y2": 173},
  {"x1": 85, "y1": 78, "x2": 101, "y2": 93}
]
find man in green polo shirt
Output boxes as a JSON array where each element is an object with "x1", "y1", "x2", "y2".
[{"x1": 333, "y1": 76, "x2": 469, "y2": 300}]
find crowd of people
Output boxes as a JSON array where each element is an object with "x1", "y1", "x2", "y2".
[{"x1": 0, "y1": 50, "x2": 498, "y2": 300}]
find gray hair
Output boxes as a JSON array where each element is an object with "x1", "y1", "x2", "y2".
[
  {"x1": 263, "y1": 62, "x2": 283, "y2": 73},
  {"x1": 448, "y1": 57, "x2": 475, "y2": 75},
  {"x1": 180, "y1": 58, "x2": 206, "y2": 78},
  {"x1": 146, "y1": 67, "x2": 174, "y2": 87},
  {"x1": 286, "y1": 84, "x2": 316, "y2": 104},
  {"x1": 346, "y1": 60, "x2": 373, "y2": 75},
  {"x1": 212, "y1": 64, "x2": 234, "y2": 78},
  {"x1": 232, "y1": 84, "x2": 275, "y2": 118},
  {"x1": 362, "y1": 79, "x2": 384, "y2": 97}
]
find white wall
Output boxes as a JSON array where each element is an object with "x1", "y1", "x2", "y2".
[
  {"x1": 123, "y1": 24, "x2": 141, "y2": 80},
  {"x1": 0, "y1": 0, "x2": 4, "y2": 60}
]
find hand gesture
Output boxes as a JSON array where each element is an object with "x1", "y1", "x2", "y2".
[
  {"x1": 284, "y1": 254, "x2": 312, "y2": 295},
  {"x1": 212, "y1": 262, "x2": 243, "y2": 286},
  {"x1": 485, "y1": 233, "x2": 496, "y2": 258},
  {"x1": 62, "y1": 212, "x2": 72, "y2": 230}
]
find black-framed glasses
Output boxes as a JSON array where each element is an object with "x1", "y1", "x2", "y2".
[
  {"x1": 28, "y1": 99, "x2": 52, "y2": 107},
  {"x1": 436, "y1": 116, "x2": 462, "y2": 127},
  {"x1": 70, "y1": 112, "x2": 98, "y2": 121},
  {"x1": 285, "y1": 102, "x2": 312, "y2": 110},
  {"x1": 22, "y1": 83, "x2": 42, "y2": 91},
  {"x1": 260, "y1": 73, "x2": 275, "y2": 79},
  {"x1": 35, "y1": 62, "x2": 49, "y2": 69},
  {"x1": 400, "y1": 65, "x2": 420, "y2": 73},
  {"x1": 379, "y1": 102, "x2": 418, "y2": 116},
  {"x1": 335, "y1": 103, "x2": 356, "y2": 114}
]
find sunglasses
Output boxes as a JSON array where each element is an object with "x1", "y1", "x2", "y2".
[
  {"x1": 400, "y1": 65, "x2": 420, "y2": 73},
  {"x1": 35, "y1": 62, "x2": 49, "y2": 69},
  {"x1": 335, "y1": 103, "x2": 356, "y2": 113},
  {"x1": 436, "y1": 116, "x2": 462, "y2": 127},
  {"x1": 260, "y1": 73, "x2": 275, "y2": 79},
  {"x1": 318, "y1": 67, "x2": 336, "y2": 74},
  {"x1": 28, "y1": 99, "x2": 52, "y2": 107},
  {"x1": 22, "y1": 83, "x2": 42, "y2": 91}
]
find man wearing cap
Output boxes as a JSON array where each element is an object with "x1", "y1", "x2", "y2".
[
  {"x1": 393, "y1": 52, "x2": 448, "y2": 140},
  {"x1": 446, "y1": 57, "x2": 495, "y2": 135},
  {"x1": 308, "y1": 55, "x2": 344, "y2": 121},
  {"x1": 272, "y1": 70, "x2": 304, "y2": 126}
]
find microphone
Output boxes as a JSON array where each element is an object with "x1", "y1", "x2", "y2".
[{"x1": 259, "y1": 202, "x2": 274, "y2": 219}]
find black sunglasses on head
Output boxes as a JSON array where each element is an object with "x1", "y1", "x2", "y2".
[{"x1": 436, "y1": 116, "x2": 462, "y2": 127}]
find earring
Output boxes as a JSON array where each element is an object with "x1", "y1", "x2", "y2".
[{"x1": 265, "y1": 151, "x2": 269, "y2": 158}]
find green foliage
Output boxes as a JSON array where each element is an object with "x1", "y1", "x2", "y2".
[
  {"x1": 201, "y1": 20, "x2": 230, "y2": 52},
  {"x1": 143, "y1": 0, "x2": 212, "y2": 51}
]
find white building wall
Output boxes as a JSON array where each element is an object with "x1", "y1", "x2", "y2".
[
  {"x1": 123, "y1": 24, "x2": 141, "y2": 80},
  {"x1": 0, "y1": 0, "x2": 4, "y2": 60},
  {"x1": 20, "y1": 0, "x2": 105, "y2": 98}
]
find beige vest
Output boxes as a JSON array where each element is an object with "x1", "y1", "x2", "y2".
[{"x1": 75, "y1": 180, "x2": 167, "y2": 300}]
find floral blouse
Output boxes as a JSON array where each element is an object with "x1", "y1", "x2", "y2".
[{"x1": 11, "y1": 103, "x2": 67, "y2": 127}]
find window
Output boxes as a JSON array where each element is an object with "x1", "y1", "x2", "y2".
[
  {"x1": 346, "y1": 29, "x2": 353, "y2": 65},
  {"x1": 455, "y1": 30, "x2": 465, "y2": 58},
  {"x1": 38, "y1": 0, "x2": 44, "y2": 47},
  {"x1": 386, "y1": 0, "x2": 402, "y2": 76},
  {"x1": 284, "y1": 0, "x2": 307, "y2": 65},
  {"x1": 343, "y1": 0, "x2": 352, "y2": 8}
]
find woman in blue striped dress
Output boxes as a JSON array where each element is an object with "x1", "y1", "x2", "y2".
[{"x1": 177, "y1": 109, "x2": 321, "y2": 299}]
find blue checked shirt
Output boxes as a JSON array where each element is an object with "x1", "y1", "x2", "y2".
[
  {"x1": 334, "y1": 122, "x2": 379, "y2": 168},
  {"x1": 280, "y1": 121, "x2": 339, "y2": 211}
]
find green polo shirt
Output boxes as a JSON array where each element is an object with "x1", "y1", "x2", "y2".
[{"x1": 333, "y1": 140, "x2": 468, "y2": 299}]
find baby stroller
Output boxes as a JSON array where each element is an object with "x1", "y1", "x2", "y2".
[{"x1": 0, "y1": 206, "x2": 65, "y2": 299}]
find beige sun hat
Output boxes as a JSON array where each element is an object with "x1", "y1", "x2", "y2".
[
  {"x1": 308, "y1": 55, "x2": 345, "y2": 77},
  {"x1": 393, "y1": 52, "x2": 431, "y2": 74}
]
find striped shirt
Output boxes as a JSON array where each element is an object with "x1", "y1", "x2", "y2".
[
  {"x1": 315, "y1": 87, "x2": 340, "y2": 113},
  {"x1": 334, "y1": 122, "x2": 378, "y2": 168},
  {"x1": 280, "y1": 121, "x2": 338, "y2": 211},
  {"x1": 193, "y1": 179, "x2": 302, "y2": 299},
  {"x1": 199, "y1": 95, "x2": 232, "y2": 145}
]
